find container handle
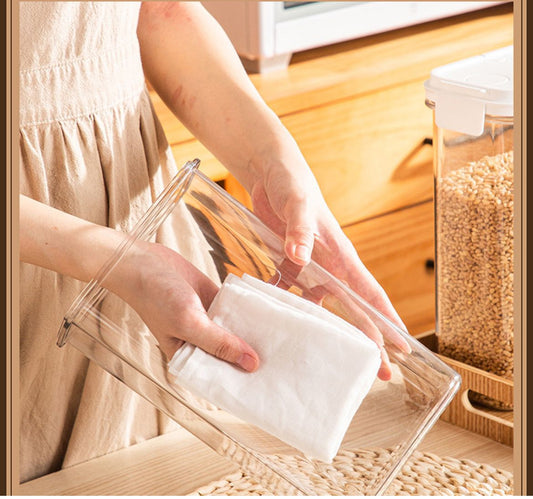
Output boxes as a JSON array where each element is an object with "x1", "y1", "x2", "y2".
[{"x1": 460, "y1": 390, "x2": 513, "y2": 428}]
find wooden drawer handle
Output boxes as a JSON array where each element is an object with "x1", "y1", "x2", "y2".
[{"x1": 460, "y1": 390, "x2": 513, "y2": 428}]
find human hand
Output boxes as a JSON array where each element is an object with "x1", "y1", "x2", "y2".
[
  {"x1": 248, "y1": 148, "x2": 410, "y2": 380},
  {"x1": 137, "y1": 0, "x2": 407, "y2": 379},
  {"x1": 106, "y1": 240, "x2": 260, "y2": 372},
  {"x1": 20, "y1": 195, "x2": 259, "y2": 372}
]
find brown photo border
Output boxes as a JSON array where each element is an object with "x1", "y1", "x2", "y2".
[
  {"x1": 4, "y1": 0, "x2": 17, "y2": 494},
  {"x1": 3, "y1": 0, "x2": 14, "y2": 495},
  {"x1": 1, "y1": 0, "x2": 7, "y2": 492},
  {"x1": 516, "y1": 0, "x2": 530, "y2": 494},
  {"x1": 2, "y1": 0, "x2": 530, "y2": 495},
  {"x1": 514, "y1": 0, "x2": 524, "y2": 493}
]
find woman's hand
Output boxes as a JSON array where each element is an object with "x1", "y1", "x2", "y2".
[
  {"x1": 20, "y1": 195, "x2": 259, "y2": 372},
  {"x1": 138, "y1": 2, "x2": 409, "y2": 380},
  {"x1": 247, "y1": 147, "x2": 410, "y2": 381},
  {"x1": 106, "y1": 241, "x2": 260, "y2": 371},
  {"x1": 251, "y1": 148, "x2": 405, "y2": 324}
]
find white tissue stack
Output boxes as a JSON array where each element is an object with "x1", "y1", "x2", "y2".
[{"x1": 168, "y1": 273, "x2": 381, "y2": 463}]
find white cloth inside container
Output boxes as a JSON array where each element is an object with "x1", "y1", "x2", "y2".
[{"x1": 168, "y1": 273, "x2": 381, "y2": 463}]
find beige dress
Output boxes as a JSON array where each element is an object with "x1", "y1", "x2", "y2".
[{"x1": 19, "y1": 1, "x2": 215, "y2": 483}]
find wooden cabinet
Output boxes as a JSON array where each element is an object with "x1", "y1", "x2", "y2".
[
  {"x1": 279, "y1": 80, "x2": 434, "y2": 226},
  {"x1": 150, "y1": 3, "x2": 513, "y2": 334},
  {"x1": 344, "y1": 201, "x2": 435, "y2": 335}
]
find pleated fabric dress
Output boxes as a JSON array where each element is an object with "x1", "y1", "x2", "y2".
[{"x1": 19, "y1": 1, "x2": 217, "y2": 482}]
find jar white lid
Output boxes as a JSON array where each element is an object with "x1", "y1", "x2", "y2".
[{"x1": 424, "y1": 45, "x2": 513, "y2": 136}]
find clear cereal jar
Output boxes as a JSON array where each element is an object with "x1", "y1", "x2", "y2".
[{"x1": 424, "y1": 46, "x2": 514, "y2": 407}]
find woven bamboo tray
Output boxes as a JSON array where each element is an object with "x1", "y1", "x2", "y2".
[
  {"x1": 415, "y1": 332, "x2": 513, "y2": 446},
  {"x1": 189, "y1": 449, "x2": 513, "y2": 496}
]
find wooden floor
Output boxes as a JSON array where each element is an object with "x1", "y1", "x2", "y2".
[{"x1": 17, "y1": 419, "x2": 512, "y2": 496}]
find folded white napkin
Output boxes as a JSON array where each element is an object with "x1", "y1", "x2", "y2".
[{"x1": 168, "y1": 273, "x2": 381, "y2": 462}]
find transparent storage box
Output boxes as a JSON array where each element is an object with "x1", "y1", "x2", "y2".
[
  {"x1": 58, "y1": 159, "x2": 460, "y2": 495},
  {"x1": 424, "y1": 46, "x2": 514, "y2": 409}
]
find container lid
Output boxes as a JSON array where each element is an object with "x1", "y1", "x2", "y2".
[{"x1": 424, "y1": 45, "x2": 513, "y2": 136}]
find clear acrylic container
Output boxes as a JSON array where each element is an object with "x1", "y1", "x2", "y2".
[
  {"x1": 57, "y1": 159, "x2": 460, "y2": 496},
  {"x1": 425, "y1": 47, "x2": 513, "y2": 407}
]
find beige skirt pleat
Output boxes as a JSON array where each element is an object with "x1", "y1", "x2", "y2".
[{"x1": 19, "y1": 1, "x2": 217, "y2": 482}]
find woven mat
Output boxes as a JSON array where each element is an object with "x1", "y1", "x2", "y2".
[{"x1": 189, "y1": 449, "x2": 513, "y2": 496}]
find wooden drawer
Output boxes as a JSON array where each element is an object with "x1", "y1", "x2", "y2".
[
  {"x1": 165, "y1": 79, "x2": 435, "y2": 223},
  {"x1": 281, "y1": 79, "x2": 434, "y2": 225},
  {"x1": 343, "y1": 201, "x2": 435, "y2": 335}
]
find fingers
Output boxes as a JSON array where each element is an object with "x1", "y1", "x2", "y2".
[
  {"x1": 325, "y1": 290, "x2": 392, "y2": 381},
  {"x1": 178, "y1": 312, "x2": 260, "y2": 372},
  {"x1": 377, "y1": 345, "x2": 393, "y2": 381},
  {"x1": 269, "y1": 253, "x2": 398, "y2": 381},
  {"x1": 358, "y1": 267, "x2": 408, "y2": 331},
  {"x1": 349, "y1": 268, "x2": 412, "y2": 354},
  {"x1": 126, "y1": 243, "x2": 260, "y2": 372},
  {"x1": 267, "y1": 257, "x2": 304, "y2": 290},
  {"x1": 328, "y1": 291, "x2": 393, "y2": 381},
  {"x1": 284, "y1": 206, "x2": 316, "y2": 266},
  {"x1": 312, "y1": 233, "x2": 411, "y2": 354},
  {"x1": 250, "y1": 178, "x2": 317, "y2": 266}
]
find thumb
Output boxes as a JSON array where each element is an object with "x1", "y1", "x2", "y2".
[
  {"x1": 182, "y1": 314, "x2": 260, "y2": 372},
  {"x1": 284, "y1": 206, "x2": 316, "y2": 266}
]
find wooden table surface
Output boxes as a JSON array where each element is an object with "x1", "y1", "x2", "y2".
[{"x1": 18, "y1": 419, "x2": 513, "y2": 496}]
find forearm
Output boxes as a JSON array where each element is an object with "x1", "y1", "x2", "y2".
[
  {"x1": 137, "y1": 2, "x2": 300, "y2": 191},
  {"x1": 20, "y1": 195, "x2": 260, "y2": 369},
  {"x1": 20, "y1": 195, "x2": 127, "y2": 283}
]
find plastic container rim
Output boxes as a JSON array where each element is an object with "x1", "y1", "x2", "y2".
[{"x1": 424, "y1": 98, "x2": 514, "y2": 124}]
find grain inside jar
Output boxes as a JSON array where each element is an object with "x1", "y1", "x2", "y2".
[{"x1": 436, "y1": 151, "x2": 513, "y2": 408}]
